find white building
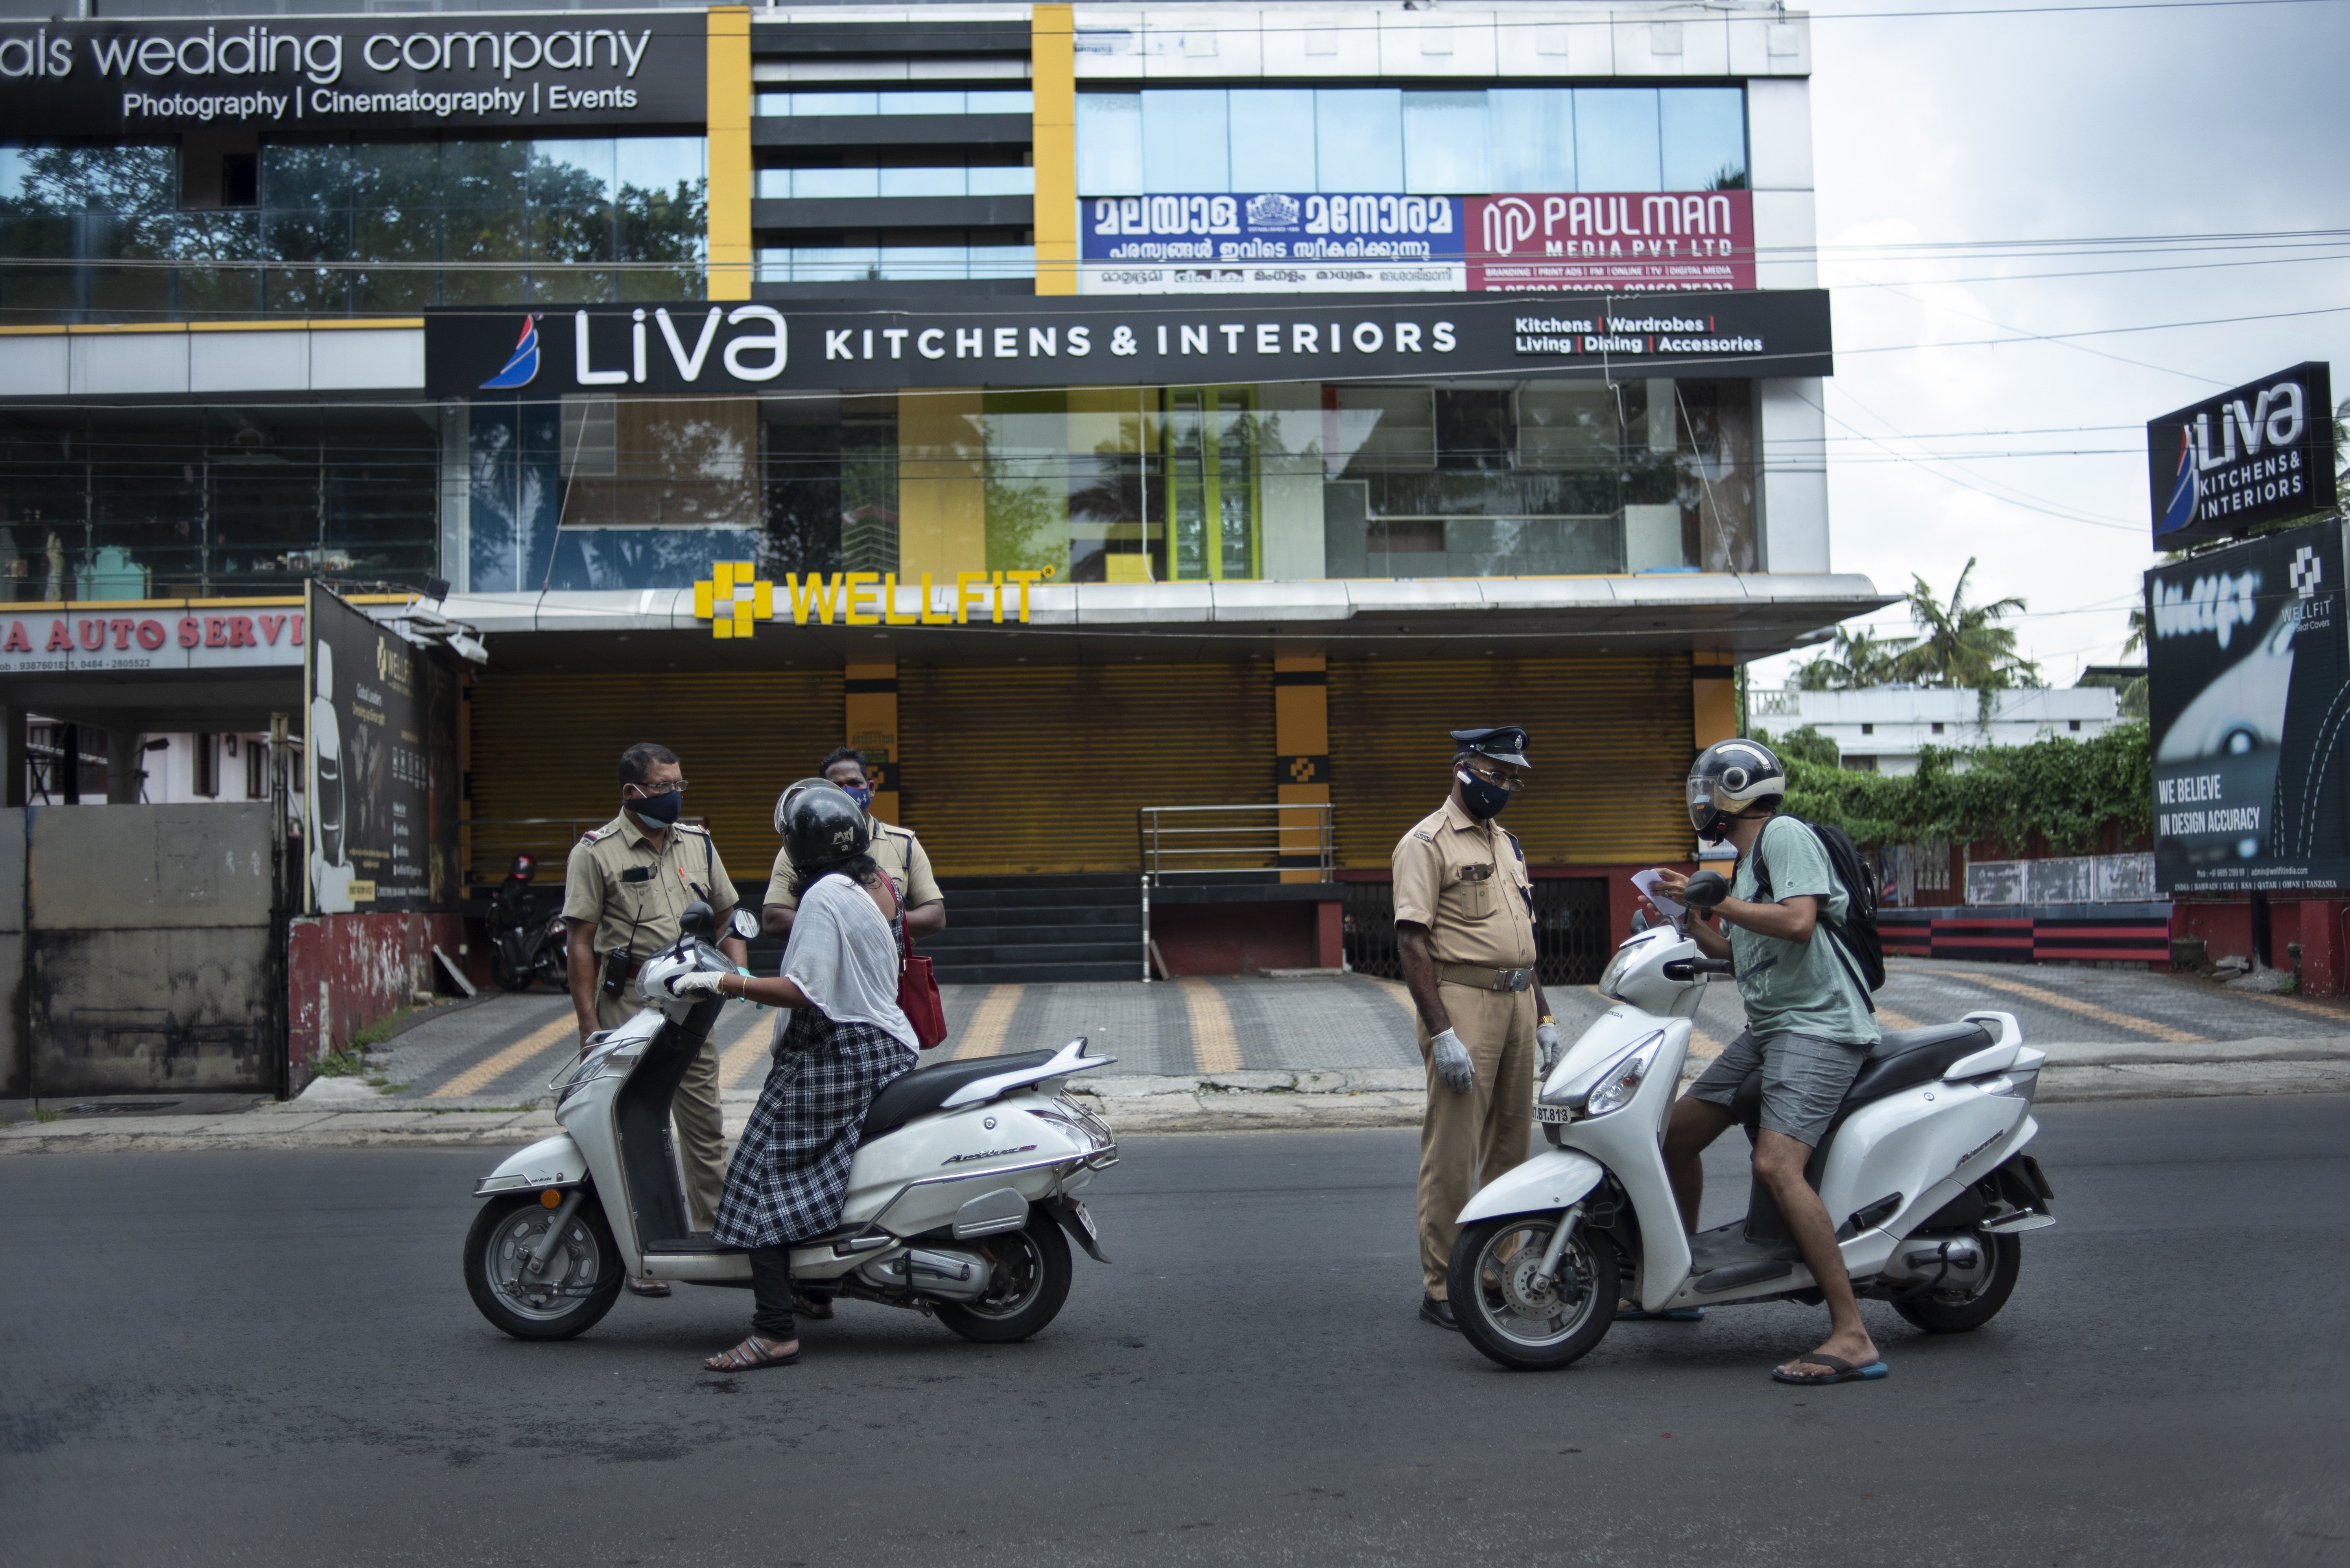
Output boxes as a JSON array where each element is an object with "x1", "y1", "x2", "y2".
[{"x1": 1753, "y1": 686, "x2": 2123, "y2": 776}]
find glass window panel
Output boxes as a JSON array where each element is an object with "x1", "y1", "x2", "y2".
[
  {"x1": 882, "y1": 91, "x2": 965, "y2": 114},
  {"x1": 1402, "y1": 91, "x2": 1488, "y2": 194},
  {"x1": 1516, "y1": 384, "x2": 1620, "y2": 467},
  {"x1": 966, "y1": 90, "x2": 1035, "y2": 114},
  {"x1": 1076, "y1": 93, "x2": 1143, "y2": 196},
  {"x1": 1142, "y1": 90, "x2": 1228, "y2": 193},
  {"x1": 793, "y1": 168, "x2": 880, "y2": 199},
  {"x1": 1660, "y1": 87, "x2": 1747, "y2": 190},
  {"x1": 348, "y1": 141, "x2": 443, "y2": 212},
  {"x1": 1315, "y1": 90, "x2": 1402, "y2": 192},
  {"x1": 966, "y1": 166, "x2": 1035, "y2": 196},
  {"x1": 1328, "y1": 386, "x2": 1434, "y2": 474},
  {"x1": 531, "y1": 204, "x2": 613, "y2": 263},
  {"x1": 879, "y1": 244, "x2": 965, "y2": 279},
  {"x1": 792, "y1": 92, "x2": 877, "y2": 116},
  {"x1": 262, "y1": 144, "x2": 354, "y2": 210},
  {"x1": 755, "y1": 168, "x2": 790, "y2": 200},
  {"x1": 757, "y1": 246, "x2": 790, "y2": 281},
  {"x1": 1574, "y1": 89, "x2": 1662, "y2": 191},
  {"x1": 439, "y1": 141, "x2": 529, "y2": 207},
  {"x1": 529, "y1": 140, "x2": 614, "y2": 204},
  {"x1": 614, "y1": 137, "x2": 706, "y2": 197},
  {"x1": 791, "y1": 245, "x2": 879, "y2": 282},
  {"x1": 879, "y1": 167, "x2": 967, "y2": 197},
  {"x1": 1488, "y1": 89, "x2": 1575, "y2": 191},
  {"x1": 756, "y1": 92, "x2": 790, "y2": 116},
  {"x1": 1228, "y1": 89, "x2": 1317, "y2": 191},
  {"x1": 966, "y1": 244, "x2": 1035, "y2": 279}
]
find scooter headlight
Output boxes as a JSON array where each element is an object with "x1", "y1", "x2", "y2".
[{"x1": 1554, "y1": 1033, "x2": 1663, "y2": 1120}]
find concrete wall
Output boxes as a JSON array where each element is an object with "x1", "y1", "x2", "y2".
[
  {"x1": 286, "y1": 912, "x2": 469, "y2": 1089},
  {"x1": 0, "y1": 810, "x2": 20, "y2": 1094},
  {"x1": 25, "y1": 803, "x2": 281, "y2": 1096}
]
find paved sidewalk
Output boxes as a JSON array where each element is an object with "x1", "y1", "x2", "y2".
[{"x1": 7, "y1": 958, "x2": 2348, "y2": 1150}]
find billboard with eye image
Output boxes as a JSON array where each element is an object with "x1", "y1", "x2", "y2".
[{"x1": 2146, "y1": 520, "x2": 2350, "y2": 893}]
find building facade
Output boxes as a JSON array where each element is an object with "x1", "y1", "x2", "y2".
[
  {"x1": 1755, "y1": 684, "x2": 2127, "y2": 776},
  {"x1": 0, "y1": 0, "x2": 1887, "y2": 1059}
]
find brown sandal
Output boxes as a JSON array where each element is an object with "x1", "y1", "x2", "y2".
[{"x1": 703, "y1": 1335, "x2": 801, "y2": 1372}]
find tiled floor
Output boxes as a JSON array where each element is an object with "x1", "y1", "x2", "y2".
[{"x1": 363, "y1": 958, "x2": 2347, "y2": 1109}]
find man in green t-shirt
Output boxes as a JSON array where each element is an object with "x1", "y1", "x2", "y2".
[{"x1": 1643, "y1": 738, "x2": 1885, "y2": 1387}]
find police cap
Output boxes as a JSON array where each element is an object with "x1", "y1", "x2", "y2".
[{"x1": 1450, "y1": 726, "x2": 1531, "y2": 768}]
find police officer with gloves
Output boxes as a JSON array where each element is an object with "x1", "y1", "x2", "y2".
[
  {"x1": 563, "y1": 742, "x2": 749, "y2": 1290},
  {"x1": 1393, "y1": 726, "x2": 1562, "y2": 1330}
]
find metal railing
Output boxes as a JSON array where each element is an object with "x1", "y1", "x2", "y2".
[{"x1": 1135, "y1": 802, "x2": 1334, "y2": 982}]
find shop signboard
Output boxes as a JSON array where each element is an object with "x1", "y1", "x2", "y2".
[
  {"x1": 0, "y1": 601, "x2": 304, "y2": 674},
  {"x1": 0, "y1": 13, "x2": 705, "y2": 135},
  {"x1": 303, "y1": 586, "x2": 459, "y2": 914},
  {"x1": 1077, "y1": 190, "x2": 1754, "y2": 295},
  {"x1": 2146, "y1": 362, "x2": 2335, "y2": 549},
  {"x1": 423, "y1": 287, "x2": 1834, "y2": 397},
  {"x1": 2146, "y1": 519, "x2": 2350, "y2": 894}
]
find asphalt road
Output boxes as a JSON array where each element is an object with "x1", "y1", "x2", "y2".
[{"x1": 6, "y1": 1096, "x2": 2347, "y2": 1567}]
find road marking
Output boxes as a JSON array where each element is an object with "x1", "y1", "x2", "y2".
[
  {"x1": 953, "y1": 984, "x2": 1025, "y2": 1061},
  {"x1": 1688, "y1": 1026, "x2": 1723, "y2": 1059},
  {"x1": 719, "y1": 1010, "x2": 776, "y2": 1091},
  {"x1": 1877, "y1": 1007, "x2": 1925, "y2": 1031},
  {"x1": 2216, "y1": 987, "x2": 2350, "y2": 1024},
  {"x1": 428, "y1": 1013, "x2": 577, "y2": 1099},
  {"x1": 1180, "y1": 979, "x2": 1242, "y2": 1073},
  {"x1": 1931, "y1": 969, "x2": 2206, "y2": 1044}
]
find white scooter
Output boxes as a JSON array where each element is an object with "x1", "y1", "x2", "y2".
[
  {"x1": 463, "y1": 904, "x2": 1118, "y2": 1343},
  {"x1": 1447, "y1": 924, "x2": 2057, "y2": 1371}
]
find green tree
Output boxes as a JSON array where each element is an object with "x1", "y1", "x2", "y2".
[
  {"x1": 1758, "y1": 724, "x2": 1841, "y2": 769},
  {"x1": 1894, "y1": 558, "x2": 2042, "y2": 715},
  {"x1": 1794, "y1": 625, "x2": 1912, "y2": 690}
]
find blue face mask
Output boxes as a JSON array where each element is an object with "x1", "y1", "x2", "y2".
[
  {"x1": 1456, "y1": 768, "x2": 1512, "y2": 821},
  {"x1": 840, "y1": 784, "x2": 875, "y2": 812},
  {"x1": 627, "y1": 787, "x2": 683, "y2": 827}
]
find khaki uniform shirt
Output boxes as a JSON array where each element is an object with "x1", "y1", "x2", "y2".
[
  {"x1": 1391, "y1": 796, "x2": 1538, "y2": 970},
  {"x1": 765, "y1": 819, "x2": 940, "y2": 911},
  {"x1": 562, "y1": 813, "x2": 740, "y2": 960}
]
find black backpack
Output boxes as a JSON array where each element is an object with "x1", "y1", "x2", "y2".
[{"x1": 1751, "y1": 814, "x2": 1887, "y2": 1006}]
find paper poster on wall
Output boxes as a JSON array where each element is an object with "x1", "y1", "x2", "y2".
[
  {"x1": 303, "y1": 584, "x2": 460, "y2": 913},
  {"x1": 2146, "y1": 520, "x2": 2350, "y2": 893},
  {"x1": 1079, "y1": 193, "x2": 1467, "y2": 294}
]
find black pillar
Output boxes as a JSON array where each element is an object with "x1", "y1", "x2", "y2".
[{"x1": 2249, "y1": 890, "x2": 2273, "y2": 970}]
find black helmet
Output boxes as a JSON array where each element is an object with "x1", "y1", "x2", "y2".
[
  {"x1": 772, "y1": 776, "x2": 832, "y2": 838},
  {"x1": 783, "y1": 781, "x2": 871, "y2": 871},
  {"x1": 1687, "y1": 739, "x2": 1786, "y2": 841}
]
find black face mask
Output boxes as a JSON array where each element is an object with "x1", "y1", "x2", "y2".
[
  {"x1": 1455, "y1": 768, "x2": 1512, "y2": 821},
  {"x1": 627, "y1": 787, "x2": 683, "y2": 827}
]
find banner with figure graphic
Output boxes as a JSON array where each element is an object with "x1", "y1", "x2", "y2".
[{"x1": 2146, "y1": 520, "x2": 2350, "y2": 893}]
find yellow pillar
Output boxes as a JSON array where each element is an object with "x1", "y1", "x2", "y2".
[
  {"x1": 706, "y1": 7, "x2": 753, "y2": 302},
  {"x1": 1031, "y1": 3, "x2": 1077, "y2": 296},
  {"x1": 845, "y1": 663, "x2": 901, "y2": 825},
  {"x1": 1692, "y1": 650, "x2": 1738, "y2": 750},
  {"x1": 1275, "y1": 657, "x2": 1330, "y2": 884}
]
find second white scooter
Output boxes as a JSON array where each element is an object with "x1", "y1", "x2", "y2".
[{"x1": 1446, "y1": 924, "x2": 2057, "y2": 1371}]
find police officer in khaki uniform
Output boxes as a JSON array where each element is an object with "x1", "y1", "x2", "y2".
[
  {"x1": 762, "y1": 747, "x2": 944, "y2": 941},
  {"x1": 1393, "y1": 726, "x2": 1565, "y2": 1329},
  {"x1": 564, "y1": 742, "x2": 748, "y2": 1286}
]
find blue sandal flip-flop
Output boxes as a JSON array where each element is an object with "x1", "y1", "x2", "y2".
[
  {"x1": 1616, "y1": 1307, "x2": 1706, "y2": 1322},
  {"x1": 1771, "y1": 1353, "x2": 1888, "y2": 1385}
]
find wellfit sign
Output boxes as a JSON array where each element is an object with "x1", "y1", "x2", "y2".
[{"x1": 0, "y1": 15, "x2": 705, "y2": 133}]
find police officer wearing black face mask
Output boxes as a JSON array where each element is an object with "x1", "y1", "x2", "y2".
[
  {"x1": 563, "y1": 742, "x2": 748, "y2": 1288},
  {"x1": 1391, "y1": 727, "x2": 1563, "y2": 1330}
]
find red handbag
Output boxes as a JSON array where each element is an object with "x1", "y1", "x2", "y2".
[{"x1": 897, "y1": 915, "x2": 948, "y2": 1050}]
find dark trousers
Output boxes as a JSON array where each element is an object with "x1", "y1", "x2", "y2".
[{"x1": 749, "y1": 1246, "x2": 796, "y2": 1341}]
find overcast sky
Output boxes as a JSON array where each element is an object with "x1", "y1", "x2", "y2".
[{"x1": 1747, "y1": 0, "x2": 2350, "y2": 691}]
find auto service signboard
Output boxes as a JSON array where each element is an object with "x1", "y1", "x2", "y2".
[
  {"x1": 2147, "y1": 519, "x2": 2350, "y2": 893},
  {"x1": 2147, "y1": 362, "x2": 2336, "y2": 550}
]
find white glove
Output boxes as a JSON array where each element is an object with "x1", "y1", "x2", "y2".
[
  {"x1": 1430, "y1": 1028, "x2": 1475, "y2": 1094},
  {"x1": 1537, "y1": 1022, "x2": 1563, "y2": 1075},
  {"x1": 666, "y1": 970, "x2": 726, "y2": 998}
]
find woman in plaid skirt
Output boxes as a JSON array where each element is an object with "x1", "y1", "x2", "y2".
[{"x1": 668, "y1": 784, "x2": 917, "y2": 1372}]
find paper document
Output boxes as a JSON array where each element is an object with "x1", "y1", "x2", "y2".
[{"x1": 1631, "y1": 869, "x2": 1685, "y2": 921}]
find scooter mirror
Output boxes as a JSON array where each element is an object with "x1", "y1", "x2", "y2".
[
  {"x1": 679, "y1": 899, "x2": 717, "y2": 943},
  {"x1": 727, "y1": 906, "x2": 760, "y2": 943}
]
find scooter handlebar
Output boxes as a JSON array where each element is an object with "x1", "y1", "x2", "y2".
[{"x1": 1662, "y1": 957, "x2": 1735, "y2": 980}]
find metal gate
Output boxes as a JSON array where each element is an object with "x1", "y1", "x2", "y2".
[{"x1": 1342, "y1": 876, "x2": 1613, "y2": 988}]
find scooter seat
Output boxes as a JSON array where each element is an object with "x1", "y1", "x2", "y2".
[
  {"x1": 863, "y1": 1050, "x2": 1063, "y2": 1140},
  {"x1": 1730, "y1": 1022, "x2": 1995, "y2": 1134}
]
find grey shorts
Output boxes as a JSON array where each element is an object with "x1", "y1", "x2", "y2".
[{"x1": 1686, "y1": 1029, "x2": 1869, "y2": 1148}]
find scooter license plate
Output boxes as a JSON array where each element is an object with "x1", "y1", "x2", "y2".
[
  {"x1": 1066, "y1": 1199, "x2": 1099, "y2": 1242},
  {"x1": 1531, "y1": 1104, "x2": 1576, "y2": 1125}
]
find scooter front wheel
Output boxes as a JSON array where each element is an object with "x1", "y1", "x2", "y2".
[
  {"x1": 1448, "y1": 1213, "x2": 1620, "y2": 1372},
  {"x1": 464, "y1": 1192, "x2": 624, "y2": 1341}
]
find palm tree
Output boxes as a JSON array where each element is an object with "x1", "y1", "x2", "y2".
[
  {"x1": 1895, "y1": 558, "x2": 2042, "y2": 718},
  {"x1": 1794, "y1": 625, "x2": 1912, "y2": 690}
]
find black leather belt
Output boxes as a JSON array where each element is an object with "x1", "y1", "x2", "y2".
[{"x1": 1438, "y1": 963, "x2": 1535, "y2": 992}]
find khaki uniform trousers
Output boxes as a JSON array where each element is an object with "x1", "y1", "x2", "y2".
[
  {"x1": 1417, "y1": 981, "x2": 1538, "y2": 1298},
  {"x1": 596, "y1": 988, "x2": 726, "y2": 1233}
]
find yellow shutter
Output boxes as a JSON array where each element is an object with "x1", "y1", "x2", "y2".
[
  {"x1": 898, "y1": 661, "x2": 1274, "y2": 874},
  {"x1": 1328, "y1": 655, "x2": 1695, "y2": 869},
  {"x1": 466, "y1": 670, "x2": 843, "y2": 894}
]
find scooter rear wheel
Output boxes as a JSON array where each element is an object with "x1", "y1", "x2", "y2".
[
  {"x1": 1892, "y1": 1231, "x2": 2020, "y2": 1334},
  {"x1": 935, "y1": 1213, "x2": 1072, "y2": 1344},
  {"x1": 465, "y1": 1192, "x2": 625, "y2": 1341},
  {"x1": 1448, "y1": 1214, "x2": 1620, "y2": 1372}
]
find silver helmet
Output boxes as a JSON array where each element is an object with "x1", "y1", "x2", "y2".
[{"x1": 1687, "y1": 739, "x2": 1786, "y2": 841}]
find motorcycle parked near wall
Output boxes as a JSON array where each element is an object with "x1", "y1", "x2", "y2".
[
  {"x1": 1446, "y1": 923, "x2": 2057, "y2": 1371},
  {"x1": 489, "y1": 854, "x2": 567, "y2": 993},
  {"x1": 462, "y1": 902, "x2": 1119, "y2": 1343}
]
